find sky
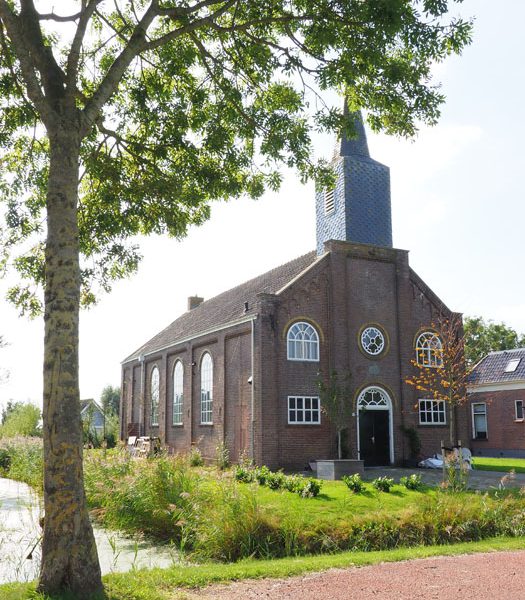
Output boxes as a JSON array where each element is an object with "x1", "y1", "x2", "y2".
[{"x1": 1, "y1": 0, "x2": 524, "y2": 409}]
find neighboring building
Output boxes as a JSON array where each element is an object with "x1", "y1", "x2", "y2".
[
  {"x1": 467, "y1": 349, "x2": 525, "y2": 457},
  {"x1": 81, "y1": 399, "x2": 105, "y2": 438},
  {"x1": 120, "y1": 112, "x2": 468, "y2": 470}
]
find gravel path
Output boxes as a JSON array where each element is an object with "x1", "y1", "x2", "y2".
[{"x1": 189, "y1": 550, "x2": 525, "y2": 599}]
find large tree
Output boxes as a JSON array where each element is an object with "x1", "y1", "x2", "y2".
[
  {"x1": 100, "y1": 384, "x2": 120, "y2": 416},
  {"x1": 464, "y1": 316, "x2": 525, "y2": 367},
  {"x1": 0, "y1": 1, "x2": 471, "y2": 596}
]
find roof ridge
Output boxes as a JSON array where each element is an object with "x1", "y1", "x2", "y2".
[
  {"x1": 188, "y1": 250, "x2": 316, "y2": 312},
  {"x1": 122, "y1": 250, "x2": 317, "y2": 363},
  {"x1": 486, "y1": 348, "x2": 525, "y2": 356}
]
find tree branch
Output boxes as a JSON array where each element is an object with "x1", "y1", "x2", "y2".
[
  {"x1": 37, "y1": 11, "x2": 82, "y2": 22},
  {"x1": 18, "y1": 0, "x2": 67, "y2": 104},
  {"x1": 81, "y1": 2, "x2": 159, "y2": 133},
  {"x1": 0, "y1": 2, "x2": 49, "y2": 119},
  {"x1": 66, "y1": 0, "x2": 105, "y2": 91}
]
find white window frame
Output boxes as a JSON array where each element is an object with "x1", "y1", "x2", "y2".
[
  {"x1": 287, "y1": 322, "x2": 320, "y2": 362},
  {"x1": 418, "y1": 399, "x2": 446, "y2": 425},
  {"x1": 472, "y1": 402, "x2": 488, "y2": 440},
  {"x1": 287, "y1": 396, "x2": 321, "y2": 425},
  {"x1": 173, "y1": 361, "x2": 183, "y2": 426},
  {"x1": 150, "y1": 366, "x2": 160, "y2": 427},
  {"x1": 200, "y1": 352, "x2": 213, "y2": 425},
  {"x1": 515, "y1": 399, "x2": 524, "y2": 421},
  {"x1": 415, "y1": 331, "x2": 443, "y2": 368},
  {"x1": 360, "y1": 326, "x2": 386, "y2": 356},
  {"x1": 505, "y1": 358, "x2": 521, "y2": 373}
]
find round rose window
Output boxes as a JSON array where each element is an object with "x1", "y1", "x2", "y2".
[{"x1": 360, "y1": 326, "x2": 386, "y2": 356}]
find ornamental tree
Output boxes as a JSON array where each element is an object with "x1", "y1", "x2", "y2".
[
  {"x1": 405, "y1": 314, "x2": 468, "y2": 446},
  {"x1": 0, "y1": 1, "x2": 471, "y2": 596},
  {"x1": 316, "y1": 369, "x2": 353, "y2": 460}
]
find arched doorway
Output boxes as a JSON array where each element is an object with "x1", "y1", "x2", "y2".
[{"x1": 357, "y1": 386, "x2": 394, "y2": 466}]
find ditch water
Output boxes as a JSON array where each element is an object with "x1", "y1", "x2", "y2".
[{"x1": 0, "y1": 477, "x2": 180, "y2": 583}]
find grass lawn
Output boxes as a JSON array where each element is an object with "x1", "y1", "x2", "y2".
[
  {"x1": 3, "y1": 536, "x2": 525, "y2": 600},
  {"x1": 472, "y1": 456, "x2": 525, "y2": 474},
  {"x1": 252, "y1": 478, "x2": 436, "y2": 527}
]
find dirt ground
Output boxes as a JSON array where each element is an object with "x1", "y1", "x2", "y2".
[{"x1": 187, "y1": 550, "x2": 525, "y2": 599}]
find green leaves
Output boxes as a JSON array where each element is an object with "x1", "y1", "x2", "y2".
[
  {"x1": 464, "y1": 316, "x2": 525, "y2": 367},
  {"x1": 0, "y1": 1, "x2": 472, "y2": 313}
]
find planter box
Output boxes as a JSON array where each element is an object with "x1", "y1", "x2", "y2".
[{"x1": 315, "y1": 459, "x2": 365, "y2": 480}]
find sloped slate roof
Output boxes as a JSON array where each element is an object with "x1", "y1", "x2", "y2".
[
  {"x1": 124, "y1": 251, "x2": 318, "y2": 363},
  {"x1": 468, "y1": 348, "x2": 525, "y2": 385}
]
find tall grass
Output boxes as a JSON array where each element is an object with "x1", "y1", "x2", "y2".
[
  {"x1": 0, "y1": 436, "x2": 43, "y2": 490},
  {"x1": 4, "y1": 442, "x2": 525, "y2": 563}
]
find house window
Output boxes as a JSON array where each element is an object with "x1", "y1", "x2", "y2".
[
  {"x1": 418, "y1": 399, "x2": 446, "y2": 425},
  {"x1": 415, "y1": 331, "x2": 443, "y2": 367},
  {"x1": 516, "y1": 400, "x2": 524, "y2": 421},
  {"x1": 505, "y1": 358, "x2": 521, "y2": 373},
  {"x1": 173, "y1": 361, "x2": 183, "y2": 425},
  {"x1": 472, "y1": 403, "x2": 487, "y2": 439},
  {"x1": 360, "y1": 325, "x2": 386, "y2": 356},
  {"x1": 287, "y1": 322, "x2": 320, "y2": 361},
  {"x1": 288, "y1": 396, "x2": 320, "y2": 424},
  {"x1": 150, "y1": 366, "x2": 159, "y2": 427},
  {"x1": 200, "y1": 352, "x2": 213, "y2": 424}
]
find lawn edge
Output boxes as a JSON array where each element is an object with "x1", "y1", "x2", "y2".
[{"x1": 4, "y1": 536, "x2": 525, "y2": 599}]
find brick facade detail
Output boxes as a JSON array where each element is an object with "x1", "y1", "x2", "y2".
[{"x1": 121, "y1": 240, "x2": 468, "y2": 470}]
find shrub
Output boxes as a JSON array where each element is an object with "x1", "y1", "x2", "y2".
[
  {"x1": 282, "y1": 474, "x2": 302, "y2": 493},
  {"x1": 342, "y1": 473, "x2": 364, "y2": 493},
  {"x1": 372, "y1": 476, "x2": 394, "y2": 492},
  {"x1": 297, "y1": 478, "x2": 322, "y2": 498},
  {"x1": 266, "y1": 471, "x2": 286, "y2": 490},
  {"x1": 188, "y1": 446, "x2": 204, "y2": 467},
  {"x1": 254, "y1": 465, "x2": 271, "y2": 486},
  {"x1": 400, "y1": 473, "x2": 423, "y2": 490},
  {"x1": 234, "y1": 464, "x2": 254, "y2": 483}
]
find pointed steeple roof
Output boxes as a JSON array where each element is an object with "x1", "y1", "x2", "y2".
[{"x1": 338, "y1": 103, "x2": 370, "y2": 158}]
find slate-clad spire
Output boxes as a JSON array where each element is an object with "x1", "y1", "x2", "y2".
[
  {"x1": 316, "y1": 101, "x2": 393, "y2": 254},
  {"x1": 339, "y1": 104, "x2": 370, "y2": 158}
]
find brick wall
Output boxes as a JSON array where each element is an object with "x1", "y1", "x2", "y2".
[
  {"x1": 122, "y1": 241, "x2": 466, "y2": 470},
  {"x1": 469, "y1": 389, "x2": 525, "y2": 457}
]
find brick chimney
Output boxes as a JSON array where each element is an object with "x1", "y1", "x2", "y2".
[{"x1": 187, "y1": 295, "x2": 204, "y2": 311}]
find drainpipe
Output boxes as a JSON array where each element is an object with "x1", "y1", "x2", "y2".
[
  {"x1": 139, "y1": 354, "x2": 146, "y2": 436},
  {"x1": 250, "y1": 316, "x2": 257, "y2": 461}
]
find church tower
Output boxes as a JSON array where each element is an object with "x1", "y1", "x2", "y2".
[{"x1": 315, "y1": 109, "x2": 392, "y2": 255}]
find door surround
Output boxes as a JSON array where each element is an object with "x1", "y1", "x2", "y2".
[{"x1": 356, "y1": 385, "x2": 394, "y2": 464}]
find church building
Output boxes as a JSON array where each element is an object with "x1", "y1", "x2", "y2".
[{"x1": 120, "y1": 114, "x2": 469, "y2": 469}]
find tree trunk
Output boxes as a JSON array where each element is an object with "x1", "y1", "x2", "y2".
[
  {"x1": 337, "y1": 430, "x2": 342, "y2": 460},
  {"x1": 449, "y1": 402, "x2": 457, "y2": 447},
  {"x1": 38, "y1": 128, "x2": 103, "y2": 598}
]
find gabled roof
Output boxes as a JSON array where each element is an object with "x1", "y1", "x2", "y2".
[
  {"x1": 80, "y1": 399, "x2": 104, "y2": 415},
  {"x1": 123, "y1": 251, "x2": 319, "y2": 363},
  {"x1": 468, "y1": 348, "x2": 525, "y2": 386}
]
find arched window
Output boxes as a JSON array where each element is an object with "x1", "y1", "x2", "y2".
[
  {"x1": 415, "y1": 331, "x2": 443, "y2": 367},
  {"x1": 200, "y1": 352, "x2": 213, "y2": 424},
  {"x1": 357, "y1": 386, "x2": 390, "y2": 409},
  {"x1": 173, "y1": 361, "x2": 183, "y2": 425},
  {"x1": 287, "y1": 322, "x2": 319, "y2": 361},
  {"x1": 150, "y1": 366, "x2": 159, "y2": 426}
]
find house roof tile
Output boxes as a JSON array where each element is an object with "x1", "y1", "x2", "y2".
[{"x1": 468, "y1": 348, "x2": 525, "y2": 385}]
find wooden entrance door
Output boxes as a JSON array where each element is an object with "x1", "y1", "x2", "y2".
[{"x1": 359, "y1": 410, "x2": 390, "y2": 466}]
